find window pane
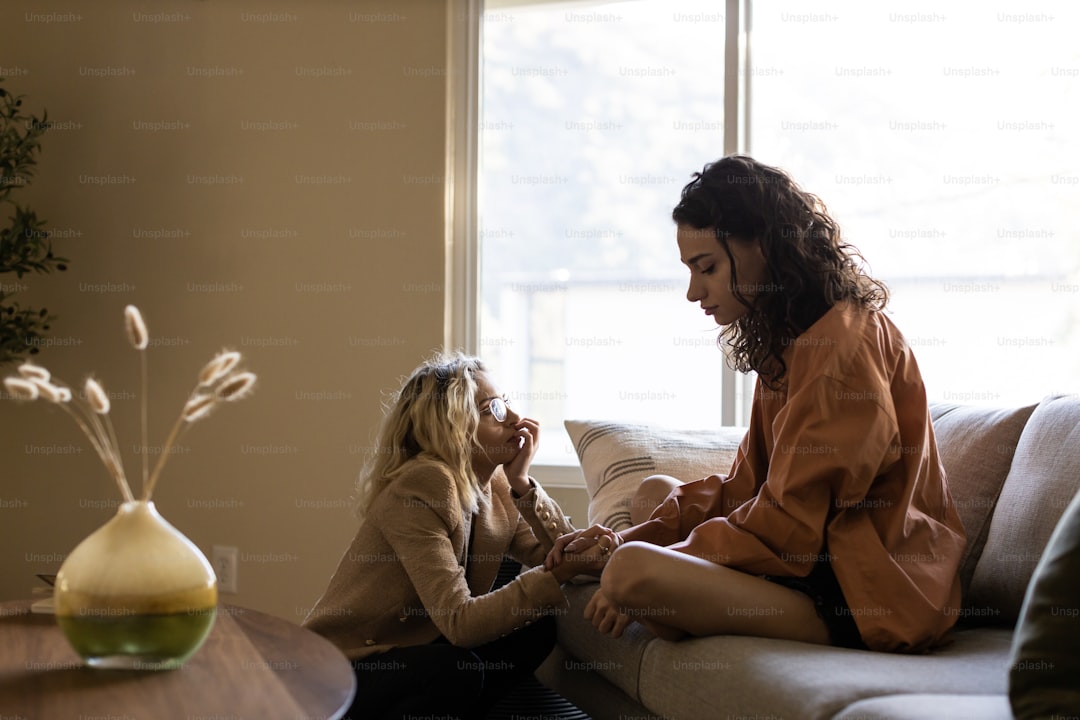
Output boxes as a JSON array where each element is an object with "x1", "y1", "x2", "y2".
[
  {"x1": 751, "y1": 0, "x2": 1080, "y2": 406},
  {"x1": 480, "y1": 1, "x2": 730, "y2": 464}
]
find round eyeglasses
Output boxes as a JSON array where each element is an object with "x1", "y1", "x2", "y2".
[{"x1": 481, "y1": 396, "x2": 510, "y2": 423}]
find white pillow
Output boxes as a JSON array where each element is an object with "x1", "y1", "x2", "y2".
[{"x1": 564, "y1": 420, "x2": 746, "y2": 531}]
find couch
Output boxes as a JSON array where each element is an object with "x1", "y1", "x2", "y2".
[{"x1": 535, "y1": 395, "x2": 1080, "y2": 720}]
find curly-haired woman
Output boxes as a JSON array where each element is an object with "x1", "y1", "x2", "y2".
[
  {"x1": 305, "y1": 354, "x2": 601, "y2": 719},
  {"x1": 550, "y1": 155, "x2": 966, "y2": 653}
]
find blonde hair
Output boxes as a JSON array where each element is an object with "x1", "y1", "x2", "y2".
[{"x1": 355, "y1": 353, "x2": 485, "y2": 518}]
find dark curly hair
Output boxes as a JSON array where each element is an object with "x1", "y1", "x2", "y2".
[{"x1": 672, "y1": 155, "x2": 889, "y2": 389}]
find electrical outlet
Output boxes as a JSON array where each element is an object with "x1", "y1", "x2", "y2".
[{"x1": 212, "y1": 545, "x2": 238, "y2": 594}]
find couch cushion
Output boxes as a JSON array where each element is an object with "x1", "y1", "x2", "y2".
[
  {"x1": 564, "y1": 420, "x2": 744, "y2": 531},
  {"x1": 554, "y1": 582, "x2": 1014, "y2": 720},
  {"x1": 969, "y1": 395, "x2": 1080, "y2": 623},
  {"x1": 928, "y1": 402, "x2": 1037, "y2": 604},
  {"x1": 1008, "y1": 482, "x2": 1080, "y2": 719},
  {"x1": 636, "y1": 628, "x2": 1013, "y2": 720},
  {"x1": 833, "y1": 694, "x2": 1012, "y2": 720}
]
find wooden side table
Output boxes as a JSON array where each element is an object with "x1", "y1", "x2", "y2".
[{"x1": 0, "y1": 599, "x2": 355, "y2": 719}]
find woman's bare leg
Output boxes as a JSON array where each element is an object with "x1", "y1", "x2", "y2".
[
  {"x1": 630, "y1": 475, "x2": 682, "y2": 525},
  {"x1": 602, "y1": 541, "x2": 830, "y2": 645}
]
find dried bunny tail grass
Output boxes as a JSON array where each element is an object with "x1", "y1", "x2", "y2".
[
  {"x1": 4, "y1": 377, "x2": 40, "y2": 401},
  {"x1": 32, "y1": 380, "x2": 70, "y2": 404},
  {"x1": 84, "y1": 378, "x2": 111, "y2": 414},
  {"x1": 215, "y1": 372, "x2": 257, "y2": 402},
  {"x1": 18, "y1": 363, "x2": 51, "y2": 382},
  {"x1": 198, "y1": 350, "x2": 242, "y2": 386},
  {"x1": 182, "y1": 394, "x2": 217, "y2": 423},
  {"x1": 126, "y1": 305, "x2": 151, "y2": 493},
  {"x1": 147, "y1": 391, "x2": 216, "y2": 500},
  {"x1": 55, "y1": 374, "x2": 132, "y2": 502},
  {"x1": 124, "y1": 305, "x2": 149, "y2": 350}
]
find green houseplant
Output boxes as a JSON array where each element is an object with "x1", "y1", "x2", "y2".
[{"x1": 0, "y1": 77, "x2": 66, "y2": 366}]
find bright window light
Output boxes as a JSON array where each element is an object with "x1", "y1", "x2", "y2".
[
  {"x1": 479, "y1": 0, "x2": 1079, "y2": 465},
  {"x1": 751, "y1": 0, "x2": 1080, "y2": 407}
]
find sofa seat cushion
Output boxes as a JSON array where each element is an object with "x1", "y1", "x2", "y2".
[
  {"x1": 557, "y1": 583, "x2": 1014, "y2": 720},
  {"x1": 970, "y1": 394, "x2": 1080, "y2": 623},
  {"x1": 636, "y1": 628, "x2": 1013, "y2": 720},
  {"x1": 833, "y1": 694, "x2": 1013, "y2": 720}
]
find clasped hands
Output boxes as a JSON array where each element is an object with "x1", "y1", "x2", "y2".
[
  {"x1": 545, "y1": 524, "x2": 622, "y2": 572},
  {"x1": 544, "y1": 525, "x2": 635, "y2": 638}
]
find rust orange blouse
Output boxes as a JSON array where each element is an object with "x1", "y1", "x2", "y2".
[{"x1": 621, "y1": 303, "x2": 966, "y2": 652}]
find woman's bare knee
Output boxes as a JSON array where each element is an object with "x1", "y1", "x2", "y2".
[
  {"x1": 601, "y1": 541, "x2": 661, "y2": 606},
  {"x1": 631, "y1": 475, "x2": 682, "y2": 524}
]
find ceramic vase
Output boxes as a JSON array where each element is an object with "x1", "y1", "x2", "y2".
[{"x1": 54, "y1": 500, "x2": 218, "y2": 670}]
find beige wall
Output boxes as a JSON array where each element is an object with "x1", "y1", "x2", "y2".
[{"x1": 0, "y1": 0, "x2": 456, "y2": 623}]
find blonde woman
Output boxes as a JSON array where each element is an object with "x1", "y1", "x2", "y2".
[{"x1": 304, "y1": 353, "x2": 600, "y2": 720}]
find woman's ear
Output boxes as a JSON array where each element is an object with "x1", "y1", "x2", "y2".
[{"x1": 750, "y1": 235, "x2": 767, "y2": 257}]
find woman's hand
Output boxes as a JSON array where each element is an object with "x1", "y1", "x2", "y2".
[
  {"x1": 545, "y1": 524, "x2": 620, "y2": 570},
  {"x1": 545, "y1": 529, "x2": 586, "y2": 570},
  {"x1": 548, "y1": 542, "x2": 609, "y2": 583},
  {"x1": 585, "y1": 587, "x2": 633, "y2": 638},
  {"x1": 503, "y1": 417, "x2": 540, "y2": 495},
  {"x1": 544, "y1": 524, "x2": 622, "y2": 578},
  {"x1": 564, "y1": 525, "x2": 621, "y2": 555},
  {"x1": 546, "y1": 524, "x2": 622, "y2": 569}
]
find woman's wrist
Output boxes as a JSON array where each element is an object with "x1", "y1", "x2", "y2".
[
  {"x1": 549, "y1": 555, "x2": 602, "y2": 583},
  {"x1": 509, "y1": 475, "x2": 533, "y2": 498},
  {"x1": 549, "y1": 561, "x2": 577, "y2": 584}
]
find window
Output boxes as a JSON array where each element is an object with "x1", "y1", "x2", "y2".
[
  {"x1": 478, "y1": 0, "x2": 742, "y2": 465},
  {"x1": 473, "y1": 0, "x2": 1079, "y2": 467},
  {"x1": 750, "y1": 0, "x2": 1079, "y2": 407}
]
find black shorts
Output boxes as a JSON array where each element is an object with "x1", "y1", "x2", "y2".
[{"x1": 764, "y1": 560, "x2": 867, "y2": 650}]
